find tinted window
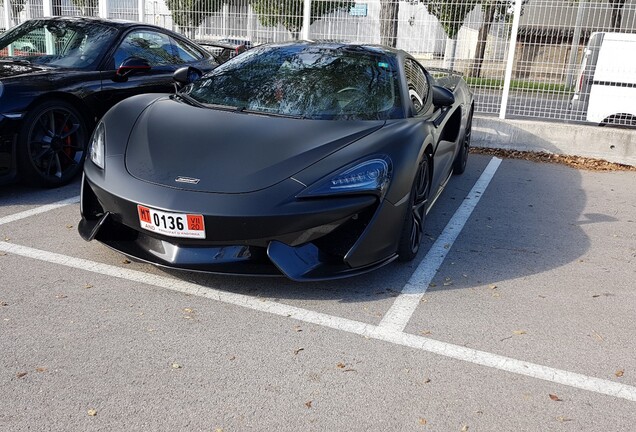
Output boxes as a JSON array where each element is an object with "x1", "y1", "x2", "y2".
[
  {"x1": 187, "y1": 45, "x2": 403, "y2": 120},
  {"x1": 405, "y1": 58, "x2": 429, "y2": 115},
  {"x1": 0, "y1": 20, "x2": 117, "y2": 69},
  {"x1": 114, "y1": 30, "x2": 185, "y2": 68},
  {"x1": 169, "y1": 37, "x2": 204, "y2": 62}
]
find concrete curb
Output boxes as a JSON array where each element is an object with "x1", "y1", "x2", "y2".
[{"x1": 473, "y1": 116, "x2": 636, "y2": 167}]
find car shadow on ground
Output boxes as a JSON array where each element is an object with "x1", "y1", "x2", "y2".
[{"x1": 157, "y1": 148, "x2": 592, "y2": 304}]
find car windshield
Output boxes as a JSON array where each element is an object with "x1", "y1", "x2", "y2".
[
  {"x1": 186, "y1": 44, "x2": 403, "y2": 120},
  {"x1": 0, "y1": 20, "x2": 117, "y2": 69}
]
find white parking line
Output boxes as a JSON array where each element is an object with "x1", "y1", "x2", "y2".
[
  {"x1": 0, "y1": 196, "x2": 80, "y2": 226},
  {"x1": 1, "y1": 239, "x2": 636, "y2": 402},
  {"x1": 379, "y1": 157, "x2": 502, "y2": 332}
]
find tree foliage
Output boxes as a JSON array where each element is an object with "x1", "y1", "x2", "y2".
[
  {"x1": 425, "y1": 0, "x2": 477, "y2": 40},
  {"x1": 165, "y1": 0, "x2": 225, "y2": 38},
  {"x1": 250, "y1": 0, "x2": 354, "y2": 40}
]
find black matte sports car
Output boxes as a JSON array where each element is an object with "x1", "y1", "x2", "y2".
[
  {"x1": 79, "y1": 42, "x2": 473, "y2": 281},
  {"x1": 0, "y1": 16, "x2": 220, "y2": 187}
]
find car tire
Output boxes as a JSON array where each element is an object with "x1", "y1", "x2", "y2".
[
  {"x1": 397, "y1": 154, "x2": 431, "y2": 262},
  {"x1": 17, "y1": 100, "x2": 89, "y2": 188},
  {"x1": 452, "y1": 108, "x2": 472, "y2": 175}
]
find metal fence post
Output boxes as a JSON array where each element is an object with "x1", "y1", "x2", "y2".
[
  {"x1": 302, "y1": 0, "x2": 311, "y2": 40},
  {"x1": 565, "y1": 0, "x2": 586, "y2": 89},
  {"x1": 42, "y1": 0, "x2": 52, "y2": 16},
  {"x1": 99, "y1": 0, "x2": 110, "y2": 19},
  {"x1": 499, "y1": 0, "x2": 523, "y2": 120},
  {"x1": 3, "y1": 0, "x2": 11, "y2": 31},
  {"x1": 138, "y1": 0, "x2": 145, "y2": 23}
]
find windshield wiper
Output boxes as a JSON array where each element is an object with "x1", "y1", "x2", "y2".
[
  {"x1": 0, "y1": 58, "x2": 31, "y2": 65},
  {"x1": 239, "y1": 108, "x2": 306, "y2": 119},
  {"x1": 172, "y1": 92, "x2": 206, "y2": 108}
]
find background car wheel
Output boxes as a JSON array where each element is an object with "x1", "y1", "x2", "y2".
[
  {"x1": 17, "y1": 100, "x2": 89, "y2": 188},
  {"x1": 397, "y1": 155, "x2": 431, "y2": 262},
  {"x1": 452, "y1": 108, "x2": 472, "y2": 175}
]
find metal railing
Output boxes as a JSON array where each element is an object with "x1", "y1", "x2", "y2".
[{"x1": 3, "y1": 0, "x2": 636, "y2": 125}]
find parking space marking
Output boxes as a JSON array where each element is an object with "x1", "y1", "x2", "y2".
[
  {"x1": 379, "y1": 157, "x2": 502, "y2": 332},
  {"x1": 2, "y1": 239, "x2": 636, "y2": 402},
  {"x1": 0, "y1": 196, "x2": 80, "y2": 226}
]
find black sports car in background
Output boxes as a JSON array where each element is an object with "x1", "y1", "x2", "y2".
[
  {"x1": 79, "y1": 42, "x2": 474, "y2": 281},
  {"x1": 0, "y1": 17, "x2": 219, "y2": 187}
]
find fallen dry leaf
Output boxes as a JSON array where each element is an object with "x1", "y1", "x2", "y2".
[
  {"x1": 87, "y1": 409, "x2": 97, "y2": 417},
  {"x1": 549, "y1": 394, "x2": 562, "y2": 402},
  {"x1": 489, "y1": 284, "x2": 497, "y2": 290},
  {"x1": 615, "y1": 369, "x2": 625, "y2": 378},
  {"x1": 461, "y1": 425, "x2": 469, "y2": 432},
  {"x1": 419, "y1": 330, "x2": 432, "y2": 336},
  {"x1": 470, "y1": 148, "x2": 636, "y2": 172},
  {"x1": 183, "y1": 308, "x2": 193, "y2": 313},
  {"x1": 512, "y1": 330, "x2": 526, "y2": 335},
  {"x1": 66, "y1": 224, "x2": 74, "y2": 229},
  {"x1": 84, "y1": 284, "x2": 93, "y2": 289},
  {"x1": 429, "y1": 283, "x2": 437, "y2": 288},
  {"x1": 492, "y1": 292, "x2": 501, "y2": 298},
  {"x1": 294, "y1": 326, "x2": 302, "y2": 332},
  {"x1": 418, "y1": 418, "x2": 427, "y2": 425},
  {"x1": 557, "y1": 416, "x2": 573, "y2": 423},
  {"x1": 16, "y1": 371, "x2": 27, "y2": 378},
  {"x1": 424, "y1": 378, "x2": 431, "y2": 384},
  {"x1": 305, "y1": 401, "x2": 312, "y2": 408},
  {"x1": 35, "y1": 367, "x2": 47, "y2": 373},
  {"x1": 1, "y1": 301, "x2": 8, "y2": 306},
  {"x1": 55, "y1": 294, "x2": 67, "y2": 299},
  {"x1": 294, "y1": 348, "x2": 304, "y2": 355},
  {"x1": 171, "y1": 363, "x2": 182, "y2": 369},
  {"x1": 336, "y1": 362, "x2": 346, "y2": 369}
]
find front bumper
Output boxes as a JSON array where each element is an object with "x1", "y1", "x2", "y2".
[{"x1": 79, "y1": 159, "x2": 405, "y2": 281}]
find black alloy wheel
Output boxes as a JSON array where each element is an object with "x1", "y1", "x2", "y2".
[
  {"x1": 397, "y1": 154, "x2": 431, "y2": 261},
  {"x1": 18, "y1": 100, "x2": 88, "y2": 187},
  {"x1": 453, "y1": 108, "x2": 472, "y2": 175}
]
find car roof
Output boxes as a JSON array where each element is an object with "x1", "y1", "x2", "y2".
[
  {"x1": 27, "y1": 16, "x2": 166, "y2": 31},
  {"x1": 254, "y1": 41, "x2": 408, "y2": 64}
]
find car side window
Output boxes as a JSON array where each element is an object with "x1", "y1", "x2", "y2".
[
  {"x1": 168, "y1": 36, "x2": 204, "y2": 62},
  {"x1": 114, "y1": 30, "x2": 181, "y2": 68},
  {"x1": 405, "y1": 58, "x2": 429, "y2": 115}
]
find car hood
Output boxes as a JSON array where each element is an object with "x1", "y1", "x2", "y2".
[
  {"x1": 125, "y1": 97, "x2": 385, "y2": 193},
  {"x1": 0, "y1": 61, "x2": 53, "y2": 79}
]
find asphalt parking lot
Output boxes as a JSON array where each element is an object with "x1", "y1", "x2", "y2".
[{"x1": 1, "y1": 153, "x2": 635, "y2": 431}]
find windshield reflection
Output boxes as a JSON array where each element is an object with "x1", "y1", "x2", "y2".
[
  {"x1": 187, "y1": 44, "x2": 403, "y2": 120},
  {"x1": 0, "y1": 19, "x2": 117, "y2": 69}
]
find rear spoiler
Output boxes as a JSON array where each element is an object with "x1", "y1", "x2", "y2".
[
  {"x1": 426, "y1": 67, "x2": 464, "y2": 91},
  {"x1": 195, "y1": 40, "x2": 248, "y2": 63},
  {"x1": 426, "y1": 67, "x2": 464, "y2": 77}
]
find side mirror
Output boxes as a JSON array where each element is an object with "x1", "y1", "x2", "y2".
[
  {"x1": 115, "y1": 56, "x2": 151, "y2": 80},
  {"x1": 432, "y1": 85, "x2": 455, "y2": 108},
  {"x1": 173, "y1": 66, "x2": 203, "y2": 87}
]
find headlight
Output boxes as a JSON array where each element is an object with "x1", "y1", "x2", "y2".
[
  {"x1": 89, "y1": 121, "x2": 105, "y2": 169},
  {"x1": 298, "y1": 157, "x2": 392, "y2": 198}
]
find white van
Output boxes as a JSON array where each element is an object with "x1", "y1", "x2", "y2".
[{"x1": 571, "y1": 32, "x2": 636, "y2": 126}]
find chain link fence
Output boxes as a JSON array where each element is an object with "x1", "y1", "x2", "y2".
[{"x1": 3, "y1": 0, "x2": 636, "y2": 125}]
